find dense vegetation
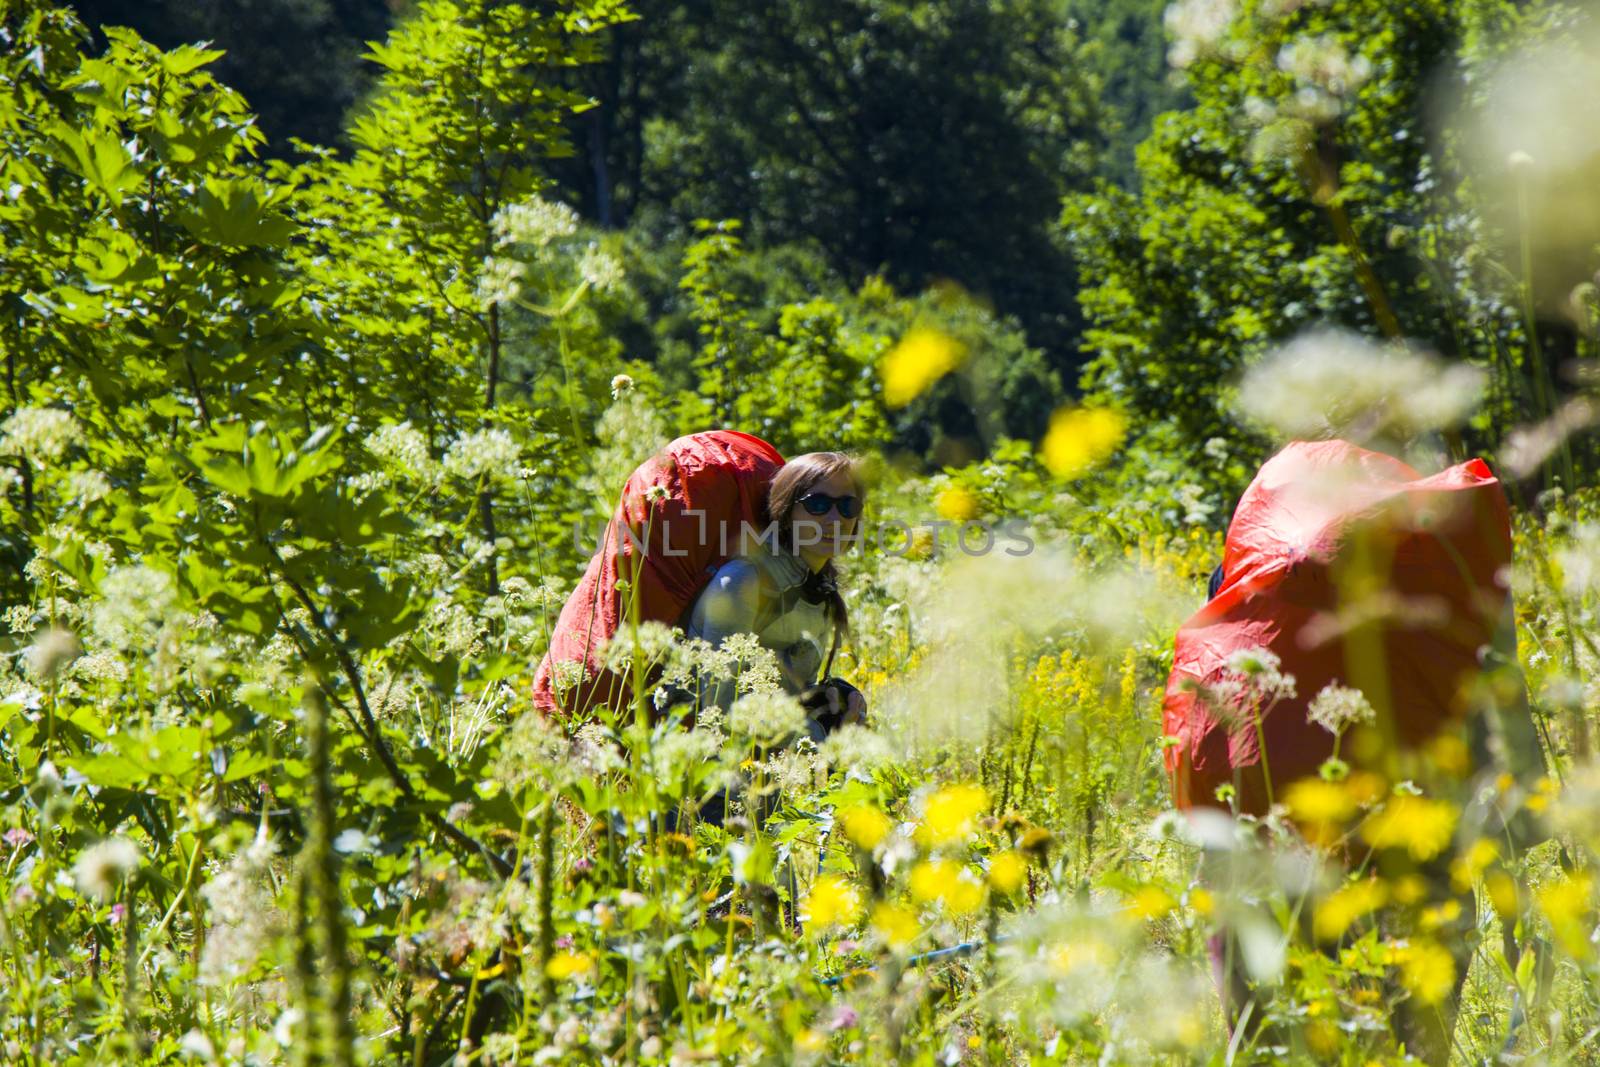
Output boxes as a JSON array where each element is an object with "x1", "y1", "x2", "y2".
[{"x1": 3, "y1": 0, "x2": 1600, "y2": 1063}]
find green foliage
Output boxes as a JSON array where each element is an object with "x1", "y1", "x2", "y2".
[
  {"x1": 1064, "y1": 0, "x2": 1189, "y2": 183},
  {"x1": 565, "y1": 0, "x2": 1107, "y2": 367},
  {"x1": 642, "y1": 220, "x2": 1065, "y2": 465},
  {"x1": 67, "y1": 0, "x2": 395, "y2": 149},
  {"x1": 6, "y1": 0, "x2": 1600, "y2": 1064},
  {"x1": 1062, "y1": 0, "x2": 1559, "y2": 505}
]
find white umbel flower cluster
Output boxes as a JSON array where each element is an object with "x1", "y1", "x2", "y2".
[
  {"x1": 727, "y1": 689, "x2": 808, "y2": 747},
  {"x1": 442, "y1": 428, "x2": 520, "y2": 482},
  {"x1": 1164, "y1": 0, "x2": 1236, "y2": 69},
  {"x1": 1235, "y1": 329, "x2": 1484, "y2": 442},
  {"x1": 493, "y1": 197, "x2": 579, "y2": 248},
  {"x1": 577, "y1": 243, "x2": 623, "y2": 293},
  {"x1": 365, "y1": 421, "x2": 441, "y2": 483},
  {"x1": 1306, "y1": 683, "x2": 1377, "y2": 735},
  {"x1": 74, "y1": 835, "x2": 142, "y2": 903},
  {"x1": 1224, "y1": 646, "x2": 1298, "y2": 703},
  {"x1": 1, "y1": 407, "x2": 80, "y2": 463}
]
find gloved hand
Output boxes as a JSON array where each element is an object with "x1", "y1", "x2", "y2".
[{"x1": 798, "y1": 677, "x2": 867, "y2": 737}]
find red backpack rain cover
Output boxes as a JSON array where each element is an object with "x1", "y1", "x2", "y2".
[
  {"x1": 1162, "y1": 440, "x2": 1512, "y2": 815},
  {"x1": 532, "y1": 430, "x2": 786, "y2": 718}
]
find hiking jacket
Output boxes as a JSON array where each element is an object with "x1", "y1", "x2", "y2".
[{"x1": 682, "y1": 544, "x2": 835, "y2": 714}]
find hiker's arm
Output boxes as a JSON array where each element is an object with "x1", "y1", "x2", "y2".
[{"x1": 690, "y1": 560, "x2": 766, "y2": 714}]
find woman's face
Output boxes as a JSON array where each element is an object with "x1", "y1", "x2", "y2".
[{"x1": 787, "y1": 470, "x2": 861, "y2": 562}]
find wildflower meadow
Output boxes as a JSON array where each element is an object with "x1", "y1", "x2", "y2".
[{"x1": 5, "y1": 0, "x2": 1600, "y2": 1064}]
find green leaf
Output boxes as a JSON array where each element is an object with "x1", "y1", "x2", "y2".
[
  {"x1": 160, "y1": 44, "x2": 226, "y2": 76},
  {"x1": 177, "y1": 177, "x2": 296, "y2": 248}
]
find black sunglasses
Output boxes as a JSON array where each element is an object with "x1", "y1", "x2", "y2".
[{"x1": 798, "y1": 492, "x2": 861, "y2": 519}]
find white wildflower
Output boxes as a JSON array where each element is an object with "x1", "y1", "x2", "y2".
[
  {"x1": 198, "y1": 838, "x2": 283, "y2": 986},
  {"x1": 365, "y1": 421, "x2": 440, "y2": 482},
  {"x1": 1556, "y1": 524, "x2": 1600, "y2": 598},
  {"x1": 90, "y1": 564, "x2": 177, "y2": 650},
  {"x1": 600, "y1": 621, "x2": 680, "y2": 674},
  {"x1": 1235, "y1": 329, "x2": 1484, "y2": 441},
  {"x1": 1277, "y1": 35, "x2": 1373, "y2": 98},
  {"x1": 66, "y1": 470, "x2": 112, "y2": 504},
  {"x1": 578, "y1": 244, "x2": 623, "y2": 292},
  {"x1": 817, "y1": 724, "x2": 894, "y2": 771},
  {"x1": 573, "y1": 721, "x2": 626, "y2": 776},
  {"x1": 24, "y1": 627, "x2": 80, "y2": 680},
  {"x1": 476, "y1": 256, "x2": 527, "y2": 307},
  {"x1": 1, "y1": 407, "x2": 80, "y2": 463},
  {"x1": 1306, "y1": 683, "x2": 1376, "y2": 735},
  {"x1": 721, "y1": 632, "x2": 784, "y2": 695},
  {"x1": 1455, "y1": 23, "x2": 1600, "y2": 307},
  {"x1": 651, "y1": 727, "x2": 724, "y2": 782},
  {"x1": 421, "y1": 600, "x2": 484, "y2": 659},
  {"x1": 763, "y1": 744, "x2": 821, "y2": 794},
  {"x1": 493, "y1": 197, "x2": 579, "y2": 248},
  {"x1": 179, "y1": 1030, "x2": 215, "y2": 1059},
  {"x1": 74, "y1": 836, "x2": 141, "y2": 902},
  {"x1": 490, "y1": 712, "x2": 571, "y2": 794},
  {"x1": 550, "y1": 658, "x2": 590, "y2": 697},
  {"x1": 726, "y1": 689, "x2": 808, "y2": 747},
  {"x1": 1223, "y1": 646, "x2": 1297, "y2": 702},
  {"x1": 443, "y1": 428, "x2": 520, "y2": 482},
  {"x1": 1164, "y1": 0, "x2": 1236, "y2": 69}
]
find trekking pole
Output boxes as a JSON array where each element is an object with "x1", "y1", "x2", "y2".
[{"x1": 818, "y1": 934, "x2": 1012, "y2": 988}]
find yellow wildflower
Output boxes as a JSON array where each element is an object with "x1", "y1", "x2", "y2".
[
  {"x1": 1344, "y1": 770, "x2": 1387, "y2": 807},
  {"x1": 1306, "y1": 1020, "x2": 1341, "y2": 1058},
  {"x1": 988, "y1": 851, "x2": 1027, "y2": 895},
  {"x1": 1537, "y1": 871, "x2": 1594, "y2": 960},
  {"x1": 1130, "y1": 885, "x2": 1176, "y2": 920},
  {"x1": 936, "y1": 486, "x2": 980, "y2": 523},
  {"x1": 1526, "y1": 774, "x2": 1559, "y2": 814},
  {"x1": 1040, "y1": 405, "x2": 1125, "y2": 480},
  {"x1": 1361, "y1": 795, "x2": 1458, "y2": 861},
  {"x1": 1449, "y1": 838, "x2": 1499, "y2": 892},
  {"x1": 909, "y1": 859, "x2": 986, "y2": 914},
  {"x1": 870, "y1": 902, "x2": 920, "y2": 949},
  {"x1": 1420, "y1": 899, "x2": 1462, "y2": 932},
  {"x1": 1188, "y1": 887, "x2": 1215, "y2": 917},
  {"x1": 1395, "y1": 940, "x2": 1456, "y2": 1006},
  {"x1": 1390, "y1": 873, "x2": 1429, "y2": 905},
  {"x1": 795, "y1": 1028, "x2": 826, "y2": 1053},
  {"x1": 1484, "y1": 871, "x2": 1520, "y2": 920},
  {"x1": 914, "y1": 783, "x2": 989, "y2": 848},
  {"x1": 1425, "y1": 733, "x2": 1470, "y2": 777},
  {"x1": 803, "y1": 875, "x2": 862, "y2": 932},
  {"x1": 545, "y1": 951, "x2": 594, "y2": 980},
  {"x1": 1314, "y1": 879, "x2": 1388, "y2": 941},
  {"x1": 881, "y1": 327, "x2": 966, "y2": 407},
  {"x1": 1285, "y1": 777, "x2": 1357, "y2": 824},
  {"x1": 838, "y1": 806, "x2": 892, "y2": 851}
]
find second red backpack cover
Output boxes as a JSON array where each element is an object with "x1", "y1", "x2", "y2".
[{"x1": 1162, "y1": 440, "x2": 1512, "y2": 814}]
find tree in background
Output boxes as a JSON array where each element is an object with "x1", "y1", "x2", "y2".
[
  {"x1": 66, "y1": 0, "x2": 396, "y2": 149},
  {"x1": 554, "y1": 0, "x2": 1106, "y2": 372},
  {"x1": 279, "y1": 0, "x2": 630, "y2": 593},
  {"x1": 1060, "y1": 0, "x2": 1586, "y2": 504},
  {"x1": 1064, "y1": 0, "x2": 1189, "y2": 185}
]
